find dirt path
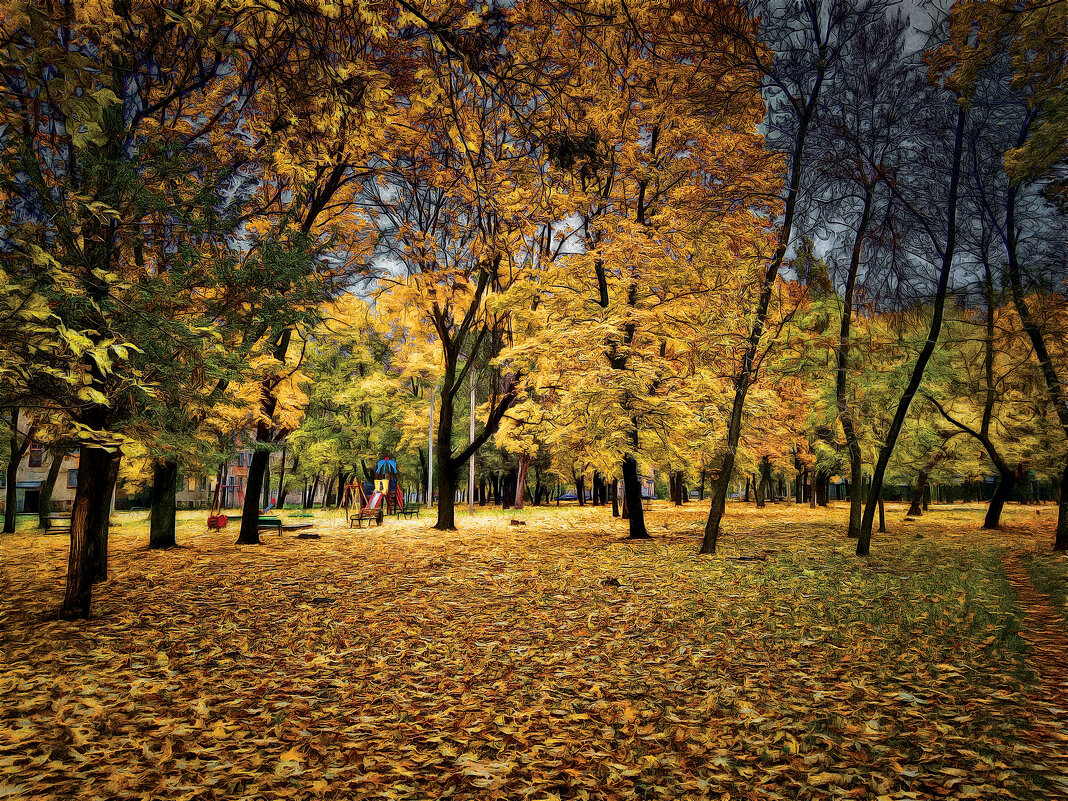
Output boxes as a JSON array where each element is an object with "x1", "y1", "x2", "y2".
[
  {"x1": 1003, "y1": 551, "x2": 1068, "y2": 693},
  {"x1": 1001, "y1": 551, "x2": 1068, "y2": 796}
]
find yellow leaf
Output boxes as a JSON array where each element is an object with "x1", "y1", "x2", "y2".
[{"x1": 279, "y1": 747, "x2": 303, "y2": 762}]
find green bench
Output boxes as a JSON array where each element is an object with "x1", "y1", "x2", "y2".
[
  {"x1": 257, "y1": 516, "x2": 282, "y2": 534},
  {"x1": 400, "y1": 502, "x2": 421, "y2": 519}
]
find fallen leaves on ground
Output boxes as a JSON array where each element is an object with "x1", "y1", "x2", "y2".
[{"x1": 1, "y1": 502, "x2": 1066, "y2": 800}]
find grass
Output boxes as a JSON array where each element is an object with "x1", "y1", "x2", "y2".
[{"x1": 1, "y1": 500, "x2": 1064, "y2": 800}]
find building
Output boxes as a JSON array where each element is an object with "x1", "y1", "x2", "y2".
[{"x1": 0, "y1": 441, "x2": 80, "y2": 513}]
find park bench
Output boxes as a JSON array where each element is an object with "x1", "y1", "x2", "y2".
[
  {"x1": 43, "y1": 514, "x2": 71, "y2": 534},
  {"x1": 400, "y1": 502, "x2": 421, "y2": 519},
  {"x1": 281, "y1": 522, "x2": 314, "y2": 533},
  {"x1": 349, "y1": 508, "x2": 382, "y2": 529},
  {"x1": 257, "y1": 516, "x2": 282, "y2": 535}
]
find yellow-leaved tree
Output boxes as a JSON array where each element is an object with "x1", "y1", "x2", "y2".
[{"x1": 500, "y1": 0, "x2": 780, "y2": 538}]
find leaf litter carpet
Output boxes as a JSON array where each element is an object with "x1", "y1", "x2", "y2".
[{"x1": 1, "y1": 503, "x2": 1067, "y2": 800}]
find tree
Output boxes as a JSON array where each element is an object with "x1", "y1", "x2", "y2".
[
  {"x1": 694, "y1": 0, "x2": 894, "y2": 554},
  {"x1": 364, "y1": 29, "x2": 535, "y2": 530},
  {"x1": 941, "y1": 0, "x2": 1066, "y2": 189},
  {"x1": 933, "y1": 1, "x2": 1068, "y2": 548},
  {"x1": 0, "y1": 0, "x2": 384, "y2": 613},
  {"x1": 804, "y1": 12, "x2": 926, "y2": 538},
  {"x1": 504, "y1": 0, "x2": 777, "y2": 540},
  {"x1": 850, "y1": 5, "x2": 977, "y2": 555}
]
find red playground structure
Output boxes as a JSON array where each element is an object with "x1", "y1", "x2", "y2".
[{"x1": 342, "y1": 474, "x2": 404, "y2": 529}]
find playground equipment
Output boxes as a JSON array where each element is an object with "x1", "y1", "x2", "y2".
[
  {"x1": 343, "y1": 482, "x2": 384, "y2": 528},
  {"x1": 207, "y1": 480, "x2": 228, "y2": 529},
  {"x1": 375, "y1": 455, "x2": 403, "y2": 515}
]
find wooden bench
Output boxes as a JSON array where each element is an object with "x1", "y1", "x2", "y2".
[
  {"x1": 349, "y1": 509, "x2": 382, "y2": 529},
  {"x1": 43, "y1": 514, "x2": 71, "y2": 534},
  {"x1": 400, "y1": 502, "x2": 421, "y2": 519}
]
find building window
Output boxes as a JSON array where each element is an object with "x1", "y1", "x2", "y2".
[
  {"x1": 236, "y1": 451, "x2": 245, "y2": 467},
  {"x1": 67, "y1": 469, "x2": 78, "y2": 488},
  {"x1": 28, "y1": 442, "x2": 43, "y2": 467}
]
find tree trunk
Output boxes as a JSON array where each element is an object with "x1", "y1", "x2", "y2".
[
  {"x1": 984, "y1": 467, "x2": 1016, "y2": 530},
  {"x1": 436, "y1": 455, "x2": 458, "y2": 529},
  {"x1": 757, "y1": 458, "x2": 773, "y2": 507},
  {"x1": 500, "y1": 468, "x2": 514, "y2": 510},
  {"x1": 304, "y1": 473, "x2": 319, "y2": 509},
  {"x1": 622, "y1": 454, "x2": 649, "y2": 539},
  {"x1": 275, "y1": 447, "x2": 288, "y2": 508},
  {"x1": 837, "y1": 185, "x2": 874, "y2": 538},
  {"x1": 878, "y1": 498, "x2": 886, "y2": 533},
  {"x1": 906, "y1": 470, "x2": 928, "y2": 517},
  {"x1": 612, "y1": 480, "x2": 620, "y2": 517},
  {"x1": 149, "y1": 459, "x2": 179, "y2": 549},
  {"x1": 335, "y1": 471, "x2": 348, "y2": 509},
  {"x1": 700, "y1": 52, "x2": 831, "y2": 556},
  {"x1": 1055, "y1": 460, "x2": 1068, "y2": 551},
  {"x1": 88, "y1": 450, "x2": 120, "y2": 583},
  {"x1": 322, "y1": 469, "x2": 339, "y2": 510},
  {"x1": 701, "y1": 459, "x2": 732, "y2": 553},
  {"x1": 755, "y1": 473, "x2": 765, "y2": 508},
  {"x1": 847, "y1": 449, "x2": 863, "y2": 538},
  {"x1": 262, "y1": 461, "x2": 271, "y2": 509},
  {"x1": 4, "y1": 408, "x2": 34, "y2": 534},
  {"x1": 857, "y1": 106, "x2": 967, "y2": 556},
  {"x1": 4, "y1": 448, "x2": 21, "y2": 534},
  {"x1": 59, "y1": 445, "x2": 113, "y2": 619},
  {"x1": 575, "y1": 474, "x2": 585, "y2": 507},
  {"x1": 514, "y1": 454, "x2": 531, "y2": 510},
  {"x1": 434, "y1": 374, "x2": 458, "y2": 526},
  {"x1": 237, "y1": 447, "x2": 269, "y2": 544},
  {"x1": 37, "y1": 449, "x2": 65, "y2": 529},
  {"x1": 743, "y1": 475, "x2": 751, "y2": 503},
  {"x1": 699, "y1": 470, "x2": 706, "y2": 501}
]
